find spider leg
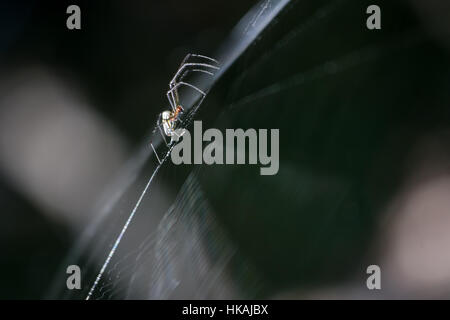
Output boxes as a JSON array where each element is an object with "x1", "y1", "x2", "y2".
[
  {"x1": 178, "y1": 69, "x2": 214, "y2": 83},
  {"x1": 167, "y1": 55, "x2": 192, "y2": 111},
  {"x1": 168, "y1": 54, "x2": 219, "y2": 110},
  {"x1": 169, "y1": 63, "x2": 219, "y2": 88},
  {"x1": 179, "y1": 53, "x2": 219, "y2": 68},
  {"x1": 178, "y1": 53, "x2": 193, "y2": 69},
  {"x1": 188, "y1": 54, "x2": 219, "y2": 64},
  {"x1": 166, "y1": 91, "x2": 177, "y2": 111},
  {"x1": 150, "y1": 143, "x2": 162, "y2": 164},
  {"x1": 150, "y1": 119, "x2": 167, "y2": 164},
  {"x1": 167, "y1": 81, "x2": 206, "y2": 99},
  {"x1": 169, "y1": 63, "x2": 218, "y2": 109},
  {"x1": 181, "y1": 92, "x2": 206, "y2": 127},
  {"x1": 168, "y1": 67, "x2": 217, "y2": 110},
  {"x1": 167, "y1": 81, "x2": 206, "y2": 115}
]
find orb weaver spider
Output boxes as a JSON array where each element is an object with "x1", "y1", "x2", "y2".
[{"x1": 150, "y1": 53, "x2": 220, "y2": 164}]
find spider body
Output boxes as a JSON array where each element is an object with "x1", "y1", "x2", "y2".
[
  {"x1": 161, "y1": 105, "x2": 184, "y2": 138},
  {"x1": 150, "y1": 53, "x2": 219, "y2": 164}
]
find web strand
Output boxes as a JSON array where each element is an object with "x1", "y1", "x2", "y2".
[{"x1": 86, "y1": 144, "x2": 175, "y2": 300}]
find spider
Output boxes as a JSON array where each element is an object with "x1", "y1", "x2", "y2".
[{"x1": 150, "y1": 53, "x2": 220, "y2": 164}]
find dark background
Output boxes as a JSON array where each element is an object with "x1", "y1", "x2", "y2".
[{"x1": 2, "y1": 0, "x2": 450, "y2": 299}]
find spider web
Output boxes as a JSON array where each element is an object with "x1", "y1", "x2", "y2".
[
  {"x1": 47, "y1": 0, "x2": 288, "y2": 299},
  {"x1": 47, "y1": 0, "x2": 440, "y2": 299}
]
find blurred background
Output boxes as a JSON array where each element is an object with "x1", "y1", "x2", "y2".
[{"x1": 1, "y1": 0, "x2": 450, "y2": 299}]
